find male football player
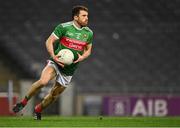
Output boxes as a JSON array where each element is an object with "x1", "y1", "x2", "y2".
[{"x1": 13, "y1": 5, "x2": 93, "y2": 120}]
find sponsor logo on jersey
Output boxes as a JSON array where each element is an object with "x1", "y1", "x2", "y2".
[
  {"x1": 67, "y1": 31, "x2": 74, "y2": 36},
  {"x1": 60, "y1": 37, "x2": 87, "y2": 51}
]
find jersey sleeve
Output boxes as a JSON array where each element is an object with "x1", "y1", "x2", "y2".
[
  {"x1": 87, "y1": 31, "x2": 93, "y2": 44},
  {"x1": 53, "y1": 24, "x2": 65, "y2": 39}
]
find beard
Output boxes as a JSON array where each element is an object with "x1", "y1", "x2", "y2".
[{"x1": 77, "y1": 20, "x2": 88, "y2": 27}]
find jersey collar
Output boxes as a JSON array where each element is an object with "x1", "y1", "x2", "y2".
[{"x1": 73, "y1": 21, "x2": 85, "y2": 30}]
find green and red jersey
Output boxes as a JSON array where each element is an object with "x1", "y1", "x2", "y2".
[{"x1": 51, "y1": 21, "x2": 93, "y2": 76}]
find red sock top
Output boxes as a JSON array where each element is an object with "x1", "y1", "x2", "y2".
[
  {"x1": 21, "y1": 98, "x2": 28, "y2": 106},
  {"x1": 35, "y1": 103, "x2": 42, "y2": 113}
]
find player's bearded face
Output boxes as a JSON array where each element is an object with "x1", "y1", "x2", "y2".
[{"x1": 76, "y1": 10, "x2": 88, "y2": 27}]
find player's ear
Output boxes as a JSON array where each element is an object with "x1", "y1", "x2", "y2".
[{"x1": 74, "y1": 15, "x2": 78, "y2": 20}]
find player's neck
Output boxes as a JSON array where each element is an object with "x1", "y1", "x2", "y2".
[{"x1": 73, "y1": 20, "x2": 82, "y2": 29}]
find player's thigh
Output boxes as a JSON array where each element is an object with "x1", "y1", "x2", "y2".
[
  {"x1": 40, "y1": 65, "x2": 56, "y2": 83},
  {"x1": 50, "y1": 82, "x2": 66, "y2": 97}
]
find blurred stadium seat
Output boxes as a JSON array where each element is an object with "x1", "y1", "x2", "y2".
[{"x1": 0, "y1": 0, "x2": 180, "y2": 94}]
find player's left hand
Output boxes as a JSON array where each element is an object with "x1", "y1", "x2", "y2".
[{"x1": 73, "y1": 53, "x2": 84, "y2": 63}]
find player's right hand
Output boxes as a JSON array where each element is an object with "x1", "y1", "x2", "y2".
[{"x1": 53, "y1": 56, "x2": 65, "y2": 68}]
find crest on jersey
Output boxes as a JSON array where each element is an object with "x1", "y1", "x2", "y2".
[{"x1": 83, "y1": 34, "x2": 88, "y2": 38}]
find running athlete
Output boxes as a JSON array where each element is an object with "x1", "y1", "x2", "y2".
[{"x1": 12, "y1": 5, "x2": 93, "y2": 120}]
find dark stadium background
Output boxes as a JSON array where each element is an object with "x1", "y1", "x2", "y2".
[{"x1": 0, "y1": 0, "x2": 180, "y2": 116}]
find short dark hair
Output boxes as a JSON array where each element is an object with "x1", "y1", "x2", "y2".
[{"x1": 72, "y1": 5, "x2": 88, "y2": 19}]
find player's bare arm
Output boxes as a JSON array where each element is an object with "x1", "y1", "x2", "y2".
[
  {"x1": 46, "y1": 34, "x2": 65, "y2": 68},
  {"x1": 74, "y1": 43, "x2": 92, "y2": 63}
]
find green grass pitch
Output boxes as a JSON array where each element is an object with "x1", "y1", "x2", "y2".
[{"x1": 0, "y1": 116, "x2": 180, "y2": 127}]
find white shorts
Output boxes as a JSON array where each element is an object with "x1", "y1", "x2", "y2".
[{"x1": 47, "y1": 60, "x2": 72, "y2": 87}]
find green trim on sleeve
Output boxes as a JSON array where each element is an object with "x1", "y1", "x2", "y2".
[
  {"x1": 88, "y1": 31, "x2": 93, "y2": 44},
  {"x1": 53, "y1": 24, "x2": 65, "y2": 38}
]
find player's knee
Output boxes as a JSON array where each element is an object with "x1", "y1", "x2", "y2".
[{"x1": 38, "y1": 79, "x2": 49, "y2": 86}]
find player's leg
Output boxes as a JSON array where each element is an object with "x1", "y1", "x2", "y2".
[
  {"x1": 13, "y1": 65, "x2": 56, "y2": 113},
  {"x1": 41, "y1": 82, "x2": 66, "y2": 109},
  {"x1": 26, "y1": 65, "x2": 56, "y2": 99},
  {"x1": 34, "y1": 82, "x2": 66, "y2": 120}
]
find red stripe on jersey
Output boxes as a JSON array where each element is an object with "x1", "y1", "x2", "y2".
[{"x1": 60, "y1": 37, "x2": 87, "y2": 51}]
